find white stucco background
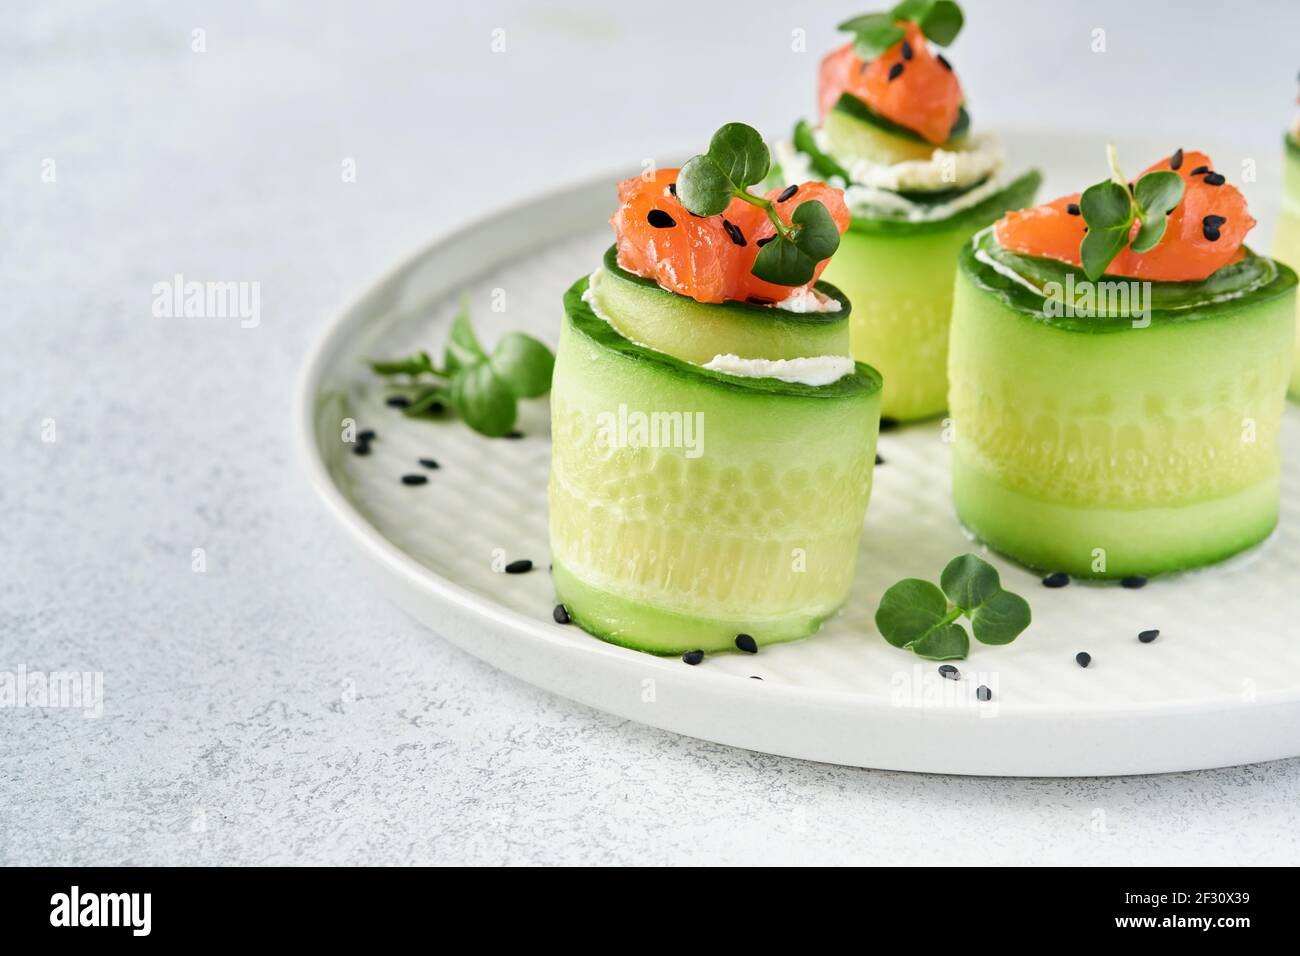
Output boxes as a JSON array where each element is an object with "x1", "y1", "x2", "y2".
[{"x1": 4, "y1": 0, "x2": 1300, "y2": 865}]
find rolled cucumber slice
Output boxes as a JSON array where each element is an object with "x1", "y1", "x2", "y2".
[
  {"x1": 949, "y1": 236, "x2": 1297, "y2": 578},
  {"x1": 824, "y1": 93, "x2": 969, "y2": 167},
  {"x1": 821, "y1": 170, "x2": 1041, "y2": 421},
  {"x1": 588, "y1": 246, "x2": 851, "y2": 365},
  {"x1": 1273, "y1": 134, "x2": 1300, "y2": 398},
  {"x1": 550, "y1": 275, "x2": 882, "y2": 654}
]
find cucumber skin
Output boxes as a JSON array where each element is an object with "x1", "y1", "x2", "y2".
[
  {"x1": 822, "y1": 171, "x2": 1041, "y2": 422},
  {"x1": 1274, "y1": 134, "x2": 1300, "y2": 399},
  {"x1": 949, "y1": 252, "x2": 1296, "y2": 578},
  {"x1": 550, "y1": 276, "x2": 881, "y2": 654},
  {"x1": 591, "y1": 246, "x2": 851, "y2": 365}
]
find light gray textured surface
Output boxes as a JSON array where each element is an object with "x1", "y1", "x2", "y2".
[{"x1": 4, "y1": 0, "x2": 1300, "y2": 866}]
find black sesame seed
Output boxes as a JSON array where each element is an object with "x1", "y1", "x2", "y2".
[
  {"x1": 722, "y1": 218, "x2": 747, "y2": 247},
  {"x1": 418, "y1": 457, "x2": 440, "y2": 469},
  {"x1": 888, "y1": 62, "x2": 904, "y2": 81},
  {"x1": 1203, "y1": 223, "x2": 1222, "y2": 242},
  {"x1": 505, "y1": 430, "x2": 524, "y2": 439},
  {"x1": 668, "y1": 182, "x2": 677, "y2": 197},
  {"x1": 777, "y1": 184, "x2": 799, "y2": 203},
  {"x1": 1066, "y1": 203, "x2": 1081, "y2": 216},
  {"x1": 1189, "y1": 165, "x2": 1209, "y2": 176},
  {"x1": 879, "y1": 416, "x2": 899, "y2": 432},
  {"x1": 938, "y1": 664, "x2": 960, "y2": 680},
  {"x1": 1170, "y1": 148, "x2": 1184, "y2": 170},
  {"x1": 400, "y1": 474, "x2": 428, "y2": 486},
  {"x1": 682, "y1": 650, "x2": 704, "y2": 665},
  {"x1": 875, "y1": 453, "x2": 885, "y2": 465},
  {"x1": 755, "y1": 235, "x2": 775, "y2": 247},
  {"x1": 976, "y1": 685, "x2": 993, "y2": 702},
  {"x1": 937, "y1": 53, "x2": 952, "y2": 71},
  {"x1": 750, "y1": 675, "x2": 763, "y2": 680},
  {"x1": 1203, "y1": 172, "x2": 1225, "y2": 186},
  {"x1": 735, "y1": 633, "x2": 758, "y2": 654},
  {"x1": 1138, "y1": 629, "x2": 1159, "y2": 644},
  {"x1": 901, "y1": 40, "x2": 913, "y2": 60},
  {"x1": 386, "y1": 395, "x2": 411, "y2": 409},
  {"x1": 1204, "y1": 214, "x2": 1226, "y2": 227},
  {"x1": 1042, "y1": 571, "x2": 1070, "y2": 588},
  {"x1": 1075, "y1": 651, "x2": 1091, "y2": 668},
  {"x1": 505, "y1": 559, "x2": 533, "y2": 574},
  {"x1": 358, "y1": 429, "x2": 376, "y2": 442},
  {"x1": 1121, "y1": 575, "x2": 1147, "y2": 589},
  {"x1": 647, "y1": 209, "x2": 676, "y2": 229},
  {"x1": 552, "y1": 604, "x2": 571, "y2": 625},
  {"x1": 352, "y1": 443, "x2": 371, "y2": 456}
]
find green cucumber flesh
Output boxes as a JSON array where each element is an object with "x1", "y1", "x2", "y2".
[
  {"x1": 1274, "y1": 133, "x2": 1300, "y2": 398},
  {"x1": 824, "y1": 93, "x2": 968, "y2": 166},
  {"x1": 949, "y1": 239, "x2": 1297, "y2": 577},
  {"x1": 550, "y1": 275, "x2": 881, "y2": 654},
  {"x1": 589, "y1": 245, "x2": 850, "y2": 365},
  {"x1": 820, "y1": 171, "x2": 1041, "y2": 421}
]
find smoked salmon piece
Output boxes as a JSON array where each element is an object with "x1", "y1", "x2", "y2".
[
  {"x1": 611, "y1": 168, "x2": 850, "y2": 304},
  {"x1": 818, "y1": 23, "x2": 962, "y2": 144},
  {"x1": 994, "y1": 151, "x2": 1255, "y2": 282}
]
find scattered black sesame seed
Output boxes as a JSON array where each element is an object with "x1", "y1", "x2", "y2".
[
  {"x1": 901, "y1": 40, "x2": 914, "y2": 60},
  {"x1": 682, "y1": 650, "x2": 704, "y2": 665},
  {"x1": 1121, "y1": 575, "x2": 1148, "y2": 589},
  {"x1": 386, "y1": 395, "x2": 411, "y2": 409},
  {"x1": 418, "y1": 457, "x2": 440, "y2": 470},
  {"x1": 1138, "y1": 629, "x2": 1159, "y2": 644},
  {"x1": 505, "y1": 430, "x2": 524, "y2": 439},
  {"x1": 875, "y1": 452, "x2": 885, "y2": 465},
  {"x1": 1203, "y1": 172, "x2": 1225, "y2": 186},
  {"x1": 1042, "y1": 571, "x2": 1070, "y2": 588},
  {"x1": 755, "y1": 235, "x2": 775, "y2": 247},
  {"x1": 647, "y1": 209, "x2": 676, "y2": 229},
  {"x1": 505, "y1": 559, "x2": 533, "y2": 574},
  {"x1": 352, "y1": 443, "x2": 371, "y2": 456},
  {"x1": 1202, "y1": 214, "x2": 1225, "y2": 242},
  {"x1": 888, "y1": 62, "x2": 904, "y2": 81},
  {"x1": 1066, "y1": 203, "x2": 1081, "y2": 216},
  {"x1": 777, "y1": 184, "x2": 799, "y2": 203},
  {"x1": 879, "y1": 416, "x2": 899, "y2": 432},
  {"x1": 400, "y1": 474, "x2": 428, "y2": 486},
  {"x1": 1189, "y1": 165, "x2": 1209, "y2": 176},
  {"x1": 976, "y1": 685, "x2": 993, "y2": 702},
  {"x1": 426, "y1": 400, "x2": 447, "y2": 415},
  {"x1": 735, "y1": 633, "x2": 758, "y2": 654},
  {"x1": 1075, "y1": 651, "x2": 1092, "y2": 668},
  {"x1": 358, "y1": 429, "x2": 376, "y2": 442},
  {"x1": 722, "y1": 218, "x2": 747, "y2": 247},
  {"x1": 938, "y1": 664, "x2": 960, "y2": 680},
  {"x1": 937, "y1": 53, "x2": 952, "y2": 71},
  {"x1": 552, "y1": 604, "x2": 570, "y2": 625},
  {"x1": 750, "y1": 675, "x2": 763, "y2": 680},
  {"x1": 668, "y1": 182, "x2": 677, "y2": 197},
  {"x1": 1170, "y1": 148, "x2": 1184, "y2": 170}
]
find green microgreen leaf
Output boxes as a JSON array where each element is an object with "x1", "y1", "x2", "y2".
[
  {"x1": 874, "y1": 553, "x2": 1031, "y2": 660},
  {"x1": 445, "y1": 295, "x2": 486, "y2": 373},
  {"x1": 1079, "y1": 179, "x2": 1135, "y2": 281},
  {"x1": 676, "y1": 154, "x2": 734, "y2": 217},
  {"x1": 489, "y1": 332, "x2": 555, "y2": 399},
  {"x1": 1130, "y1": 170, "x2": 1185, "y2": 254},
  {"x1": 368, "y1": 351, "x2": 435, "y2": 377},
  {"x1": 917, "y1": 0, "x2": 963, "y2": 45},
  {"x1": 705, "y1": 122, "x2": 770, "y2": 189},
  {"x1": 845, "y1": 15, "x2": 905, "y2": 60},
  {"x1": 449, "y1": 361, "x2": 517, "y2": 437},
  {"x1": 939, "y1": 553, "x2": 1001, "y2": 612},
  {"x1": 970, "y1": 589, "x2": 1032, "y2": 645},
  {"x1": 751, "y1": 199, "x2": 842, "y2": 286},
  {"x1": 839, "y1": 2, "x2": 964, "y2": 58},
  {"x1": 402, "y1": 385, "x2": 449, "y2": 417}
]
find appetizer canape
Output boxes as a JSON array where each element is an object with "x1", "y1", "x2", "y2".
[
  {"x1": 1273, "y1": 92, "x2": 1300, "y2": 399},
  {"x1": 949, "y1": 146, "x2": 1297, "y2": 578},
  {"x1": 549, "y1": 123, "x2": 883, "y2": 655},
  {"x1": 771, "y1": 1, "x2": 1040, "y2": 422}
]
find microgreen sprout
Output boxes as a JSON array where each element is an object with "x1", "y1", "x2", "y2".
[
  {"x1": 1078, "y1": 144, "x2": 1185, "y2": 280},
  {"x1": 838, "y1": 0, "x2": 964, "y2": 61}
]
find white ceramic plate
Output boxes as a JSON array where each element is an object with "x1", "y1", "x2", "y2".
[{"x1": 296, "y1": 131, "x2": 1300, "y2": 776}]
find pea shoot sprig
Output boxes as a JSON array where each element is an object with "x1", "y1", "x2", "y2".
[
  {"x1": 838, "y1": 0, "x2": 964, "y2": 60},
  {"x1": 676, "y1": 122, "x2": 841, "y2": 287},
  {"x1": 369, "y1": 295, "x2": 554, "y2": 438},
  {"x1": 1078, "y1": 144, "x2": 1186, "y2": 280},
  {"x1": 874, "y1": 554, "x2": 1031, "y2": 661}
]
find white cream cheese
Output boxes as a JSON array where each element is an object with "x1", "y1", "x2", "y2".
[
  {"x1": 702, "y1": 353, "x2": 855, "y2": 386},
  {"x1": 771, "y1": 285, "x2": 842, "y2": 313}
]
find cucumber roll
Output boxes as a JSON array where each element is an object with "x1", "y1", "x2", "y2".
[
  {"x1": 950, "y1": 147, "x2": 1297, "y2": 579},
  {"x1": 1272, "y1": 130, "x2": 1300, "y2": 398},
  {"x1": 549, "y1": 125, "x2": 882, "y2": 655},
  {"x1": 770, "y1": 4, "x2": 1040, "y2": 422}
]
